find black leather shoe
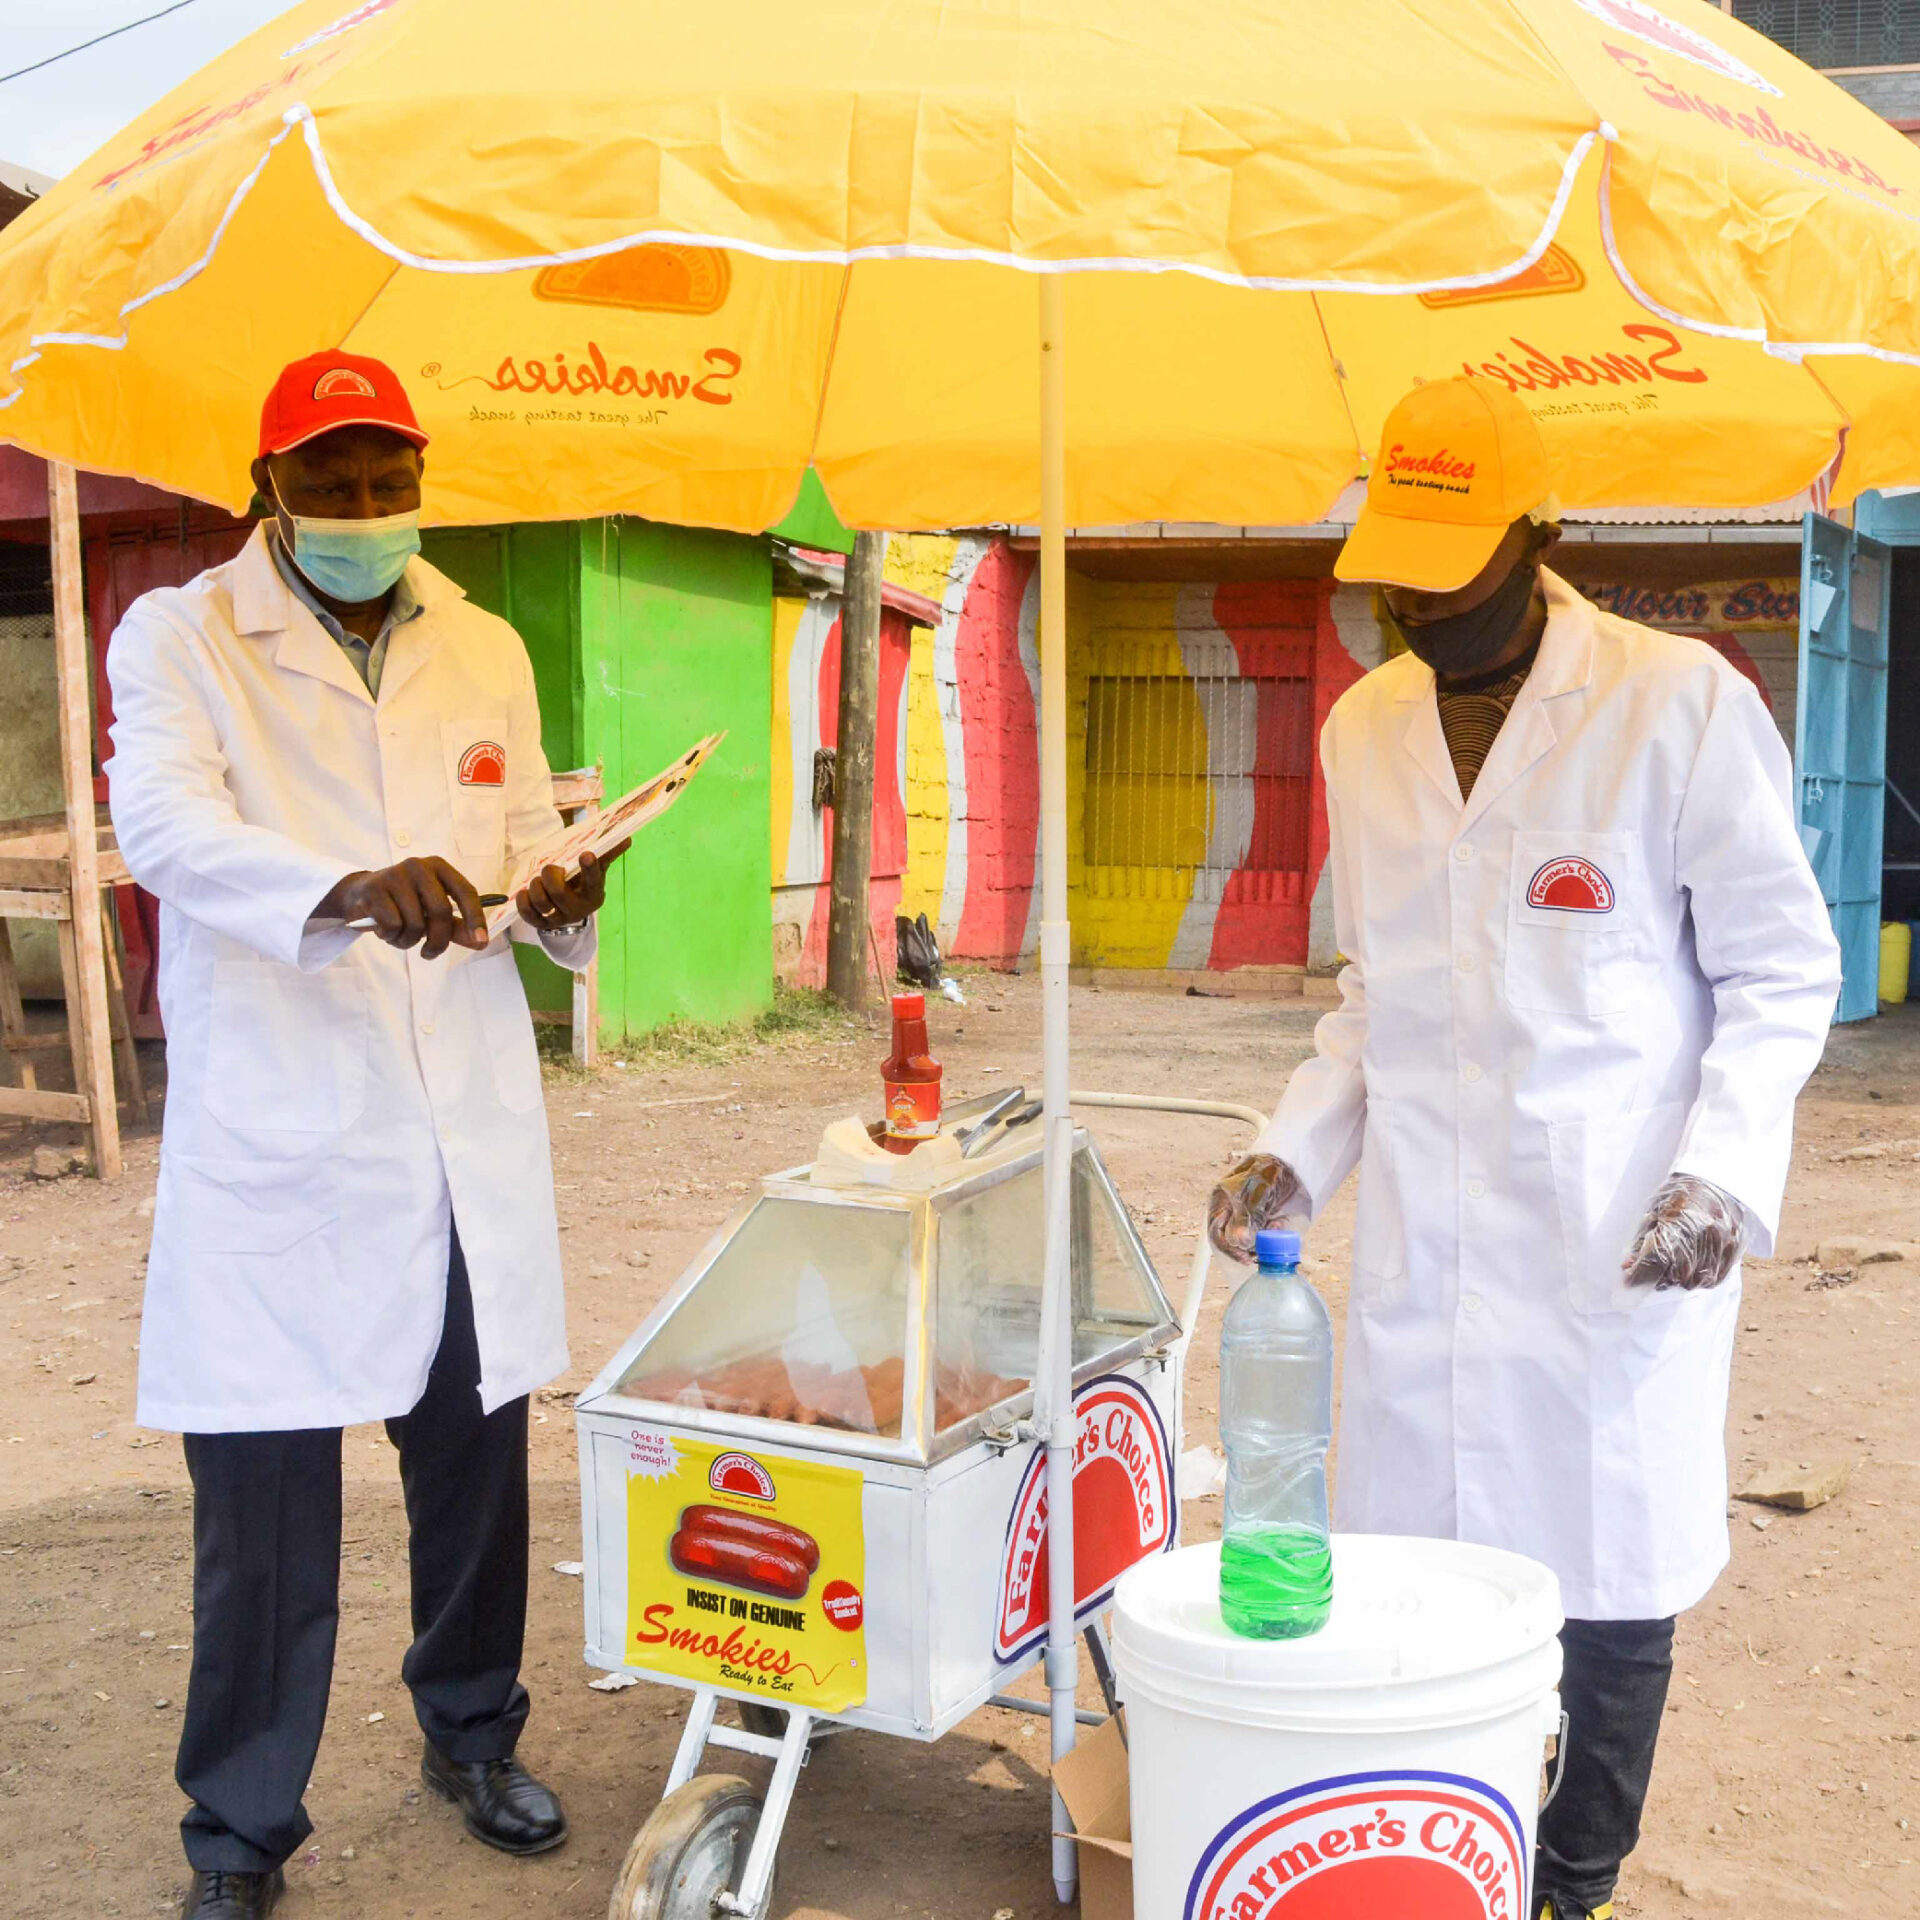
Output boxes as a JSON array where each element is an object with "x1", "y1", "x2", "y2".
[
  {"x1": 421, "y1": 1741, "x2": 569, "y2": 1855},
  {"x1": 182, "y1": 1867, "x2": 284, "y2": 1918}
]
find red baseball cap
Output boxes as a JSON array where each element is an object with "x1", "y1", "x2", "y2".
[{"x1": 257, "y1": 351, "x2": 429, "y2": 459}]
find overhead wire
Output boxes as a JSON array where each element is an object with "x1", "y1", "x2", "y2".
[{"x1": 0, "y1": 0, "x2": 207, "y2": 88}]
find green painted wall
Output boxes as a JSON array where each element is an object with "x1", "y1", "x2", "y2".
[
  {"x1": 582, "y1": 520, "x2": 774, "y2": 1035},
  {"x1": 422, "y1": 519, "x2": 773, "y2": 1038}
]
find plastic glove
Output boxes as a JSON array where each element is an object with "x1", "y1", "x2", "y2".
[
  {"x1": 1621, "y1": 1175, "x2": 1745, "y2": 1292},
  {"x1": 1207, "y1": 1153, "x2": 1306, "y2": 1265}
]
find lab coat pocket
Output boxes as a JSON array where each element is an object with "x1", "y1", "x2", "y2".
[
  {"x1": 1548, "y1": 1099, "x2": 1688, "y2": 1316},
  {"x1": 1351, "y1": 1102, "x2": 1407, "y2": 1306},
  {"x1": 1505, "y1": 829, "x2": 1644, "y2": 1018},
  {"x1": 470, "y1": 947, "x2": 544, "y2": 1114},
  {"x1": 203, "y1": 962, "x2": 368, "y2": 1133},
  {"x1": 442, "y1": 719, "x2": 509, "y2": 869},
  {"x1": 171, "y1": 1156, "x2": 334, "y2": 1258}
]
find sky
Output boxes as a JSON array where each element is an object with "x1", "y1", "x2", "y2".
[{"x1": 2, "y1": 1, "x2": 297, "y2": 181}]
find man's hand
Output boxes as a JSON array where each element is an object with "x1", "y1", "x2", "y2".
[
  {"x1": 516, "y1": 841, "x2": 629, "y2": 935},
  {"x1": 1208, "y1": 1153, "x2": 1306, "y2": 1265},
  {"x1": 318, "y1": 858, "x2": 488, "y2": 958},
  {"x1": 1622, "y1": 1174, "x2": 1744, "y2": 1291}
]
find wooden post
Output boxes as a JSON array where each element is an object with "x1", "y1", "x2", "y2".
[
  {"x1": 825, "y1": 531, "x2": 887, "y2": 1011},
  {"x1": 47, "y1": 462, "x2": 121, "y2": 1180}
]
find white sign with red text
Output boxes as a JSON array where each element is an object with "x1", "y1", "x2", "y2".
[{"x1": 994, "y1": 1374, "x2": 1174, "y2": 1664}]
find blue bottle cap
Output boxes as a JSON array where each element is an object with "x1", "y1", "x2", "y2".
[{"x1": 1255, "y1": 1228, "x2": 1301, "y2": 1267}]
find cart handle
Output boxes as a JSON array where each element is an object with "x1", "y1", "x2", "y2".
[{"x1": 1067, "y1": 1091, "x2": 1270, "y2": 1343}]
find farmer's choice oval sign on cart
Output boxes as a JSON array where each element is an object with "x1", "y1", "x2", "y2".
[
  {"x1": 1187, "y1": 1772, "x2": 1531, "y2": 1920},
  {"x1": 995, "y1": 1375, "x2": 1175, "y2": 1663},
  {"x1": 624, "y1": 1430, "x2": 867, "y2": 1713}
]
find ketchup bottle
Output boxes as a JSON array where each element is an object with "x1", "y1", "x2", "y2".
[{"x1": 881, "y1": 991, "x2": 942, "y2": 1154}]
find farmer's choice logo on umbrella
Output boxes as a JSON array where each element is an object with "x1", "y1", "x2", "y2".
[
  {"x1": 1186, "y1": 1772, "x2": 1530, "y2": 1920},
  {"x1": 626, "y1": 1432, "x2": 867, "y2": 1713},
  {"x1": 1573, "y1": 0, "x2": 1779, "y2": 94},
  {"x1": 283, "y1": 0, "x2": 410, "y2": 59},
  {"x1": 533, "y1": 247, "x2": 733, "y2": 316},
  {"x1": 995, "y1": 1375, "x2": 1173, "y2": 1663}
]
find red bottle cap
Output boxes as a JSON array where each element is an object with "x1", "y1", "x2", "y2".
[{"x1": 892, "y1": 992, "x2": 925, "y2": 1018}]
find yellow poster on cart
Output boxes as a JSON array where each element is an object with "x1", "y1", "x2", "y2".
[{"x1": 624, "y1": 1427, "x2": 867, "y2": 1715}]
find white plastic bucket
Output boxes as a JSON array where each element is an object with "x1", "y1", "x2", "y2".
[{"x1": 1112, "y1": 1535, "x2": 1563, "y2": 1920}]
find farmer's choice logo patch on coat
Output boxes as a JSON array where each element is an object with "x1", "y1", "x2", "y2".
[
  {"x1": 1526, "y1": 856, "x2": 1614, "y2": 913},
  {"x1": 1187, "y1": 1772, "x2": 1530, "y2": 1920},
  {"x1": 457, "y1": 741, "x2": 506, "y2": 787},
  {"x1": 995, "y1": 1375, "x2": 1173, "y2": 1662}
]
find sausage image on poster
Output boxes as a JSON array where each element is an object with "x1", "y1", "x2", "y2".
[
  {"x1": 625, "y1": 1433, "x2": 867, "y2": 1713},
  {"x1": 994, "y1": 1374, "x2": 1175, "y2": 1663}
]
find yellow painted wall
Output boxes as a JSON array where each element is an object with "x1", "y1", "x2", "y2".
[
  {"x1": 770, "y1": 593, "x2": 807, "y2": 883},
  {"x1": 1066, "y1": 578, "x2": 1206, "y2": 968},
  {"x1": 893, "y1": 533, "x2": 961, "y2": 937},
  {"x1": 900, "y1": 619, "x2": 949, "y2": 929}
]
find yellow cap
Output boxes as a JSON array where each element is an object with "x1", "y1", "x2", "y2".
[{"x1": 1336, "y1": 378, "x2": 1554, "y2": 593}]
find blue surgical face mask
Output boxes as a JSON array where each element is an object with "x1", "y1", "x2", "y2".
[{"x1": 271, "y1": 476, "x2": 420, "y2": 604}]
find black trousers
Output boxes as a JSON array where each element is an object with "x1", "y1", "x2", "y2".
[
  {"x1": 175, "y1": 1235, "x2": 531, "y2": 1874},
  {"x1": 1533, "y1": 1615, "x2": 1677, "y2": 1917}
]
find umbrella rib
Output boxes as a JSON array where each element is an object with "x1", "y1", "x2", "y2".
[{"x1": 799, "y1": 263, "x2": 855, "y2": 482}]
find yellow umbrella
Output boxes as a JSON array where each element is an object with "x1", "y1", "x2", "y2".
[
  {"x1": 7, "y1": 3, "x2": 1920, "y2": 1907},
  {"x1": 4, "y1": 0, "x2": 1920, "y2": 525}
]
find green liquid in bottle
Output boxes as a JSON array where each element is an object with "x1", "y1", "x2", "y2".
[{"x1": 1219, "y1": 1522, "x2": 1333, "y2": 1640}]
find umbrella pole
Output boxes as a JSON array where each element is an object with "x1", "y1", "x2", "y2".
[{"x1": 1035, "y1": 272, "x2": 1079, "y2": 1907}]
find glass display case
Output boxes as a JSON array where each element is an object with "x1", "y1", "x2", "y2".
[{"x1": 601, "y1": 1133, "x2": 1178, "y2": 1463}]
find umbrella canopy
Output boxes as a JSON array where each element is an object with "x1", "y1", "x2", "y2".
[{"x1": 4, "y1": 0, "x2": 1920, "y2": 526}]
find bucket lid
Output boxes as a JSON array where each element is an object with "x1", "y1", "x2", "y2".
[{"x1": 1113, "y1": 1536, "x2": 1562, "y2": 1694}]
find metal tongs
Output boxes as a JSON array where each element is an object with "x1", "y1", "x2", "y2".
[{"x1": 951, "y1": 1085, "x2": 1043, "y2": 1158}]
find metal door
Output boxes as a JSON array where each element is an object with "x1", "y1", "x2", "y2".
[{"x1": 1797, "y1": 513, "x2": 1892, "y2": 1023}]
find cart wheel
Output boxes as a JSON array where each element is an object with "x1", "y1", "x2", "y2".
[
  {"x1": 736, "y1": 1700, "x2": 787, "y2": 1741},
  {"x1": 609, "y1": 1773, "x2": 767, "y2": 1920}
]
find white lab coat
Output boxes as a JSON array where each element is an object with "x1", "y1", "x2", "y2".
[
  {"x1": 108, "y1": 527, "x2": 594, "y2": 1434},
  {"x1": 1257, "y1": 572, "x2": 1839, "y2": 1620}
]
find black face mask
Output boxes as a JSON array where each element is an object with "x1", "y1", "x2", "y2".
[{"x1": 1388, "y1": 556, "x2": 1540, "y2": 681}]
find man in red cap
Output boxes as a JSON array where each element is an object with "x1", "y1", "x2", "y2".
[{"x1": 106, "y1": 353, "x2": 617, "y2": 1919}]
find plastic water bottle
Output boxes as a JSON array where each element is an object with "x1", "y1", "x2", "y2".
[{"x1": 1218, "y1": 1227, "x2": 1333, "y2": 1639}]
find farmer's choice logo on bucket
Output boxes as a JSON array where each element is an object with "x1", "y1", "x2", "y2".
[
  {"x1": 625, "y1": 1431, "x2": 866, "y2": 1713},
  {"x1": 995, "y1": 1375, "x2": 1173, "y2": 1663},
  {"x1": 1187, "y1": 1772, "x2": 1529, "y2": 1920}
]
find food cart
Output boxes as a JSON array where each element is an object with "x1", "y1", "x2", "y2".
[{"x1": 575, "y1": 1092, "x2": 1262, "y2": 1919}]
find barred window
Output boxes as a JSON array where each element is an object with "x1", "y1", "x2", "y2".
[{"x1": 1732, "y1": 0, "x2": 1920, "y2": 69}]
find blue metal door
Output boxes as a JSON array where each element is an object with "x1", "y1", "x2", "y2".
[{"x1": 1797, "y1": 514, "x2": 1892, "y2": 1023}]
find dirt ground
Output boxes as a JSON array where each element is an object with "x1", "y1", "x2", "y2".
[{"x1": 1, "y1": 972, "x2": 1916, "y2": 1920}]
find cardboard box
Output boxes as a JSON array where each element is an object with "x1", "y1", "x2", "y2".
[{"x1": 1053, "y1": 1713, "x2": 1132, "y2": 1920}]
